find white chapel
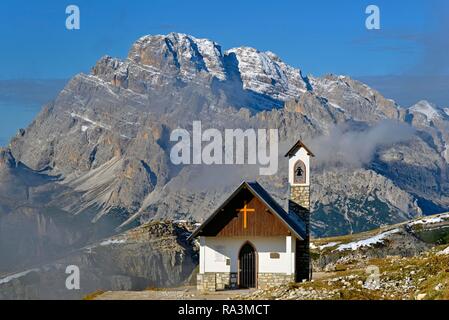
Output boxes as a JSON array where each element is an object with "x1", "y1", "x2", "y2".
[{"x1": 189, "y1": 140, "x2": 314, "y2": 291}]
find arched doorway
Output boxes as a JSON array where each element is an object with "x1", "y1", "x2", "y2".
[{"x1": 238, "y1": 242, "x2": 256, "y2": 288}]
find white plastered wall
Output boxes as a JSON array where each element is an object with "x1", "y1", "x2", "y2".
[{"x1": 199, "y1": 236, "x2": 296, "y2": 275}]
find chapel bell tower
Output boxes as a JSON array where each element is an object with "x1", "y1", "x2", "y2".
[
  {"x1": 285, "y1": 140, "x2": 314, "y2": 281},
  {"x1": 286, "y1": 140, "x2": 314, "y2": 211}
]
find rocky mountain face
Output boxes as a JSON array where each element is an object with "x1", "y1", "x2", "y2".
[
  {"x1": 0, "y1": 221, "x2": 197, "y2": 300},
  {"x1": 1, "y1": 33, "x2": 449, "y2": 289}
]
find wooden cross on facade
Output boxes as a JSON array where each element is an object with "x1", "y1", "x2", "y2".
[{"x1": 236, "y1": 201, "x2": 255, "y2": 229}]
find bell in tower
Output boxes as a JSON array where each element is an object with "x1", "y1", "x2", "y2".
[{"x1": 293, "y1": 160, "x2": 306, "y2": 185}]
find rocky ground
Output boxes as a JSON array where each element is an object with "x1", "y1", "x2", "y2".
[
  {"x1": 238, "y1": 249, "x2": 449, "y2": 300},
  {"x1": 239, "y1": 213, "x2": 449, "y2": 300}
]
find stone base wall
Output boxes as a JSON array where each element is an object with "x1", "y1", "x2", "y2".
[
  {"x1": 290, "y1": 185, "x2": 310, "y2": 211},
  {"x1": 197, "y1": 273, "x2": 238, "y2": 292},
  {"x1": 215, "y1": 272, "x2": 238, "y2": 290},
  {"x1": 198, "y1": 272, "x2": 295, "y2": 291},
  {"x1": 197, "y1": 273, "x2": 215, "y2": 292},
  {"x1": 258, "y1": 273, "x2": 295, "y2": 290}
]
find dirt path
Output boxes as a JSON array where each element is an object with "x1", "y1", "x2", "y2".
[
  {"x1": 95, "y1": 272, "x2": 336, "y2": 300},
  {"x1": 95, "y1": 286, "x2": 255, "y2": 300}
]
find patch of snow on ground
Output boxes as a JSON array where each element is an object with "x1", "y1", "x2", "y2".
[
  {"x1": 0, "y1": 269, "x2": 39, "y2": 285},
  {"x1": 312, "y1": 242, "x2": 341, "y2": 251},
  {"x1": 334, "y1": 229, "x2": 400, "y2": 252},
  {"x1": 319, "y1": 242, "x2": 341, "y2": 250},
  {"x1": 438, "y1": 246, "x2": 449, "y2": 255},
  {"x1": 81, "y1": 125, "x2": 89, "y2": 132},
  {"x1": 408, "y1": 213, "x2": 449, "y2": 226},
  {"x1": 100, "y1": 239, "x2": 126, "y2": 246}
]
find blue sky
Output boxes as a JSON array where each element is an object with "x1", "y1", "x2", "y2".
[{"x1": 0, "y1": 0, "x2": 447, "y2": 79}]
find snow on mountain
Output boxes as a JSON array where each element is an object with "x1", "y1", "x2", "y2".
[
  {"x1": 310, "y1": 75, "x2": 344, "y2": 93},
  {"x1": 99, "y1": 239, "x2": 127, "y2": 246},
  {"x1": 328, "y1": 101, "x2": 345, "y2": 112},
  {"x1": 128, "y1": 33, "x2": 227, "y2": 81},
  {"x1": 409, "y1": 101, "x2": 440, "y2": 120},
  {"x1": 127, "y1": 33, "x2": 312, "y2": 100},
  {"x1": 408, "y1": 213, "x2": 449, "y2": 226},
  {"x1": 0, "y1": 269, "x2": 40, "y2": 285},
  {"x1": 122, "y1": 33, "x2": 397, "y2": 120},
  {"x1": 194, "y1": 37, "x2": 227, "y2": 81},
  {"x1": 225, "y1": 46, "x2": 308, "y2": 101}
]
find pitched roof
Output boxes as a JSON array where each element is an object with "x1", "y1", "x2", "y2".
[
  {"x1": 188, "y1": 181, "x2": 306, "y2": 240},
  {"x1": 285, "y1": 140, "x2": 315, "y2": 158}
]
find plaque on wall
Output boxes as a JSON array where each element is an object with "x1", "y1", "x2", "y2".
[{"x1": 270, "y1": 252, "x2": 280, "y2": 259}]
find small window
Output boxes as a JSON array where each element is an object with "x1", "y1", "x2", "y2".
[
  {"x1": 270, "y1": 253, "x2": 280, "y2": 259},
  {"x1": 226, "y1": 259, "x2": 231, "y2": 266}
]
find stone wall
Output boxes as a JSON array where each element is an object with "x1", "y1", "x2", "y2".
[
  {"x1": 289, "y1": 185, "x2": 310, "y2": 217},
  {"x1": 258, "y1": 273, "x2": 295, "y2": 290},
  {"x1": 197, "y1": 272, "x2": 295, "y2": 291},
  {"x1": 197, "y1": 273, "x2": 238, "y2": 292},
  {"x1": 197, "y1": 273, "x2": 216, "y2": 292}
]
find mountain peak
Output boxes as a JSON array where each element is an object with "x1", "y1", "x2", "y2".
[
  {"x1": 123, "y1": 33, "x2": 311, "y2": 100},
  {"x1": 409, "y1": 100, "x2": 440, "y2": 120},
  {"x1": 128, "y1": 33, "x2": 226, "y2": 81},
  {"x1": 225, "y1": 46, "x2": 308, "y2": 100}
]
